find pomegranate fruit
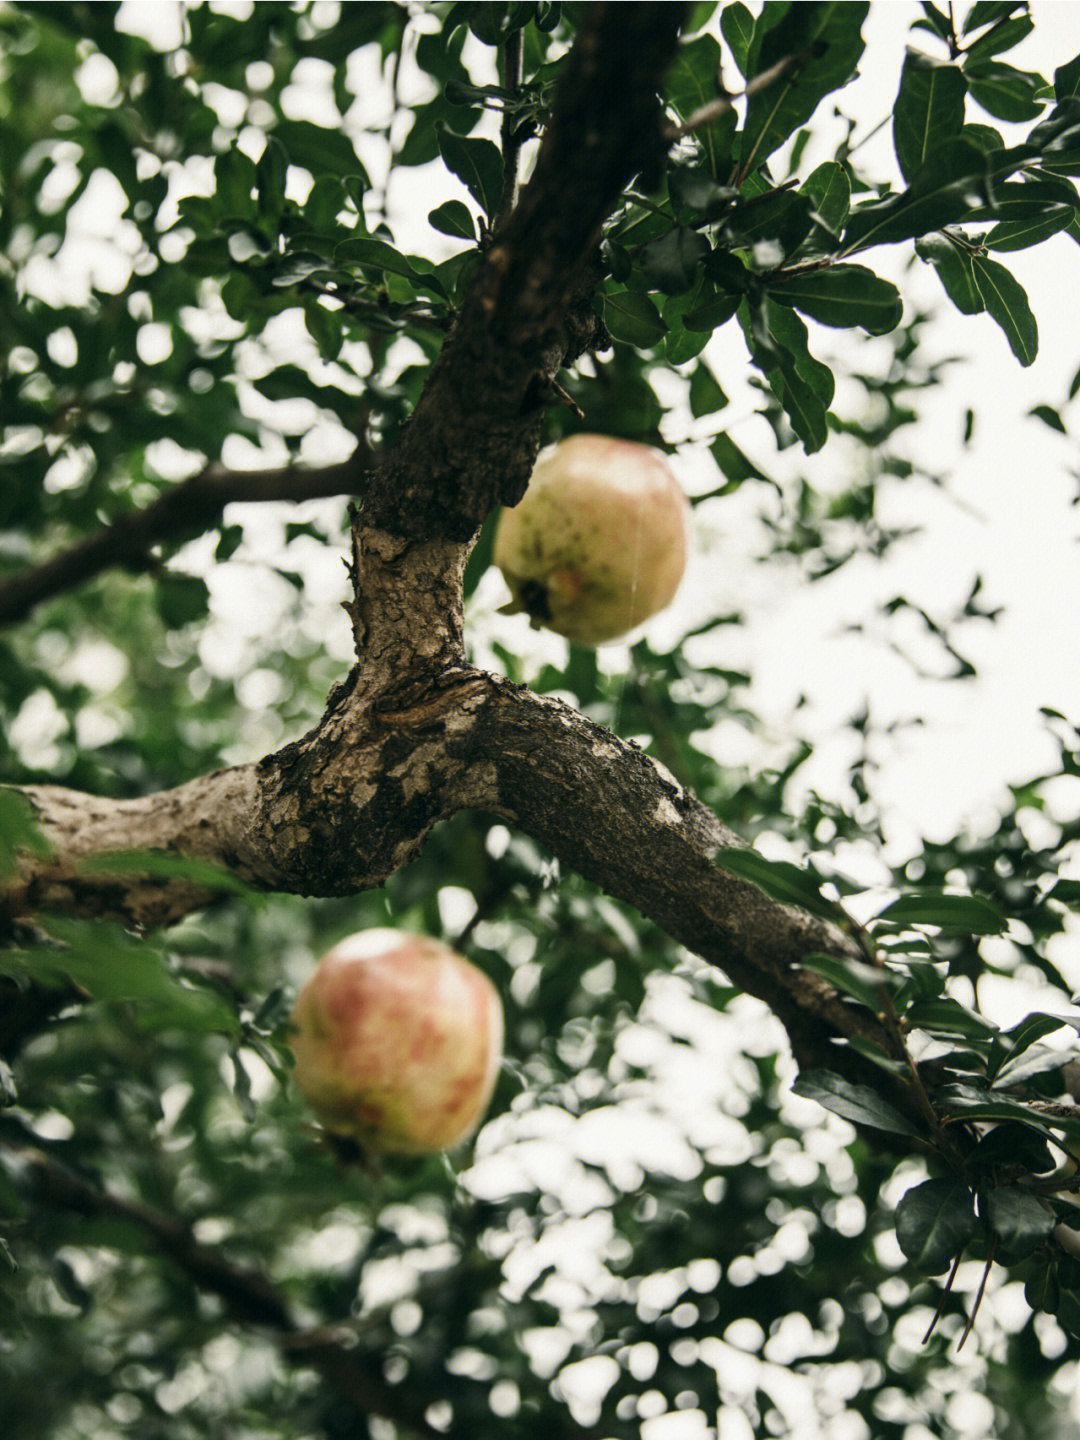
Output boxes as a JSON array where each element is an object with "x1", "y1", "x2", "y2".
[
  {"x1": 290, "y1": 930, "x2": 503, "y2": 1155},
  {"x1": 494, "y1": 433, "x2": 691, "y2": 645}
]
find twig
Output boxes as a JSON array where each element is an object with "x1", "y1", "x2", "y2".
[
  {"x1": 0, "y1": 447, "x2": 371, "y2": 629},
  {"x1": 493, "y1": 27, "x2": 525, "y2": 233},
  {"x1": 661, "y1": 50, "x2": 811, "y2": 143}
]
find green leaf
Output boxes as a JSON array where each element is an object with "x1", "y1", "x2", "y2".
[
  {"x1": 436, "y1": 124, "x2": 504, "y2": 217},
  {"x1": 873, "y1": 890, "x2": 1007, "y2": 934},
  {"x1": 972, "y1": 1122, "x2": 1056, "y2": 1174},
  {"x1": 720, "y1": 1, "x2": 755, "y2": 75},
  {"x1": 640, "y1": 229, "x2": 709, "y2": 293},
  {"x1": 256, "y1": 137, "x2": 287, "y2": 225},
  {"x1": 741, "y1": 3, "x2": 869, "y2": 173},
  {"x1": 966, "y1": 61, "x2": 1046, "y2": 122},
  {"x1": 791, "y1": 1070, "x2": 925, "y2": 1138},
  {"x1": 273, "y1": 118, "x2": 366, "y2": 179},
  {"x1": 10, "y1": 918, "x2": 239, "y2": 1035},
  {"x1": 1029, "y1": 404, "x2": 1067, "y2": 434},
  {"x1": 842, "y1": 136, "x2": 991, "y2": 251},
  {"x1": 982, "y1": 1187, "x2": 1057, "y2": 1259},
  {"x1": 797, "y1": 952, "x2": 896, "y2": 1011},
  {"x1": 915, "y1": 233, "x2": 985, "y2": 314},
  {"x1": 428, "y1": 199, "x2": 477, "y2": 241},
  {"x1": 895, "y1": 1179, "x2": 977, "y2": 1273},
  {"x1": 713, "y1": 847, "x2": 841, "y2": 919},
  {"x1": 963, "y1": 14, "x2": 1033, "y2": 64},
  {"x1": 305, "y1": 300, "x2": 344, "y2": 360},
  {"x1": 905, "y1": 996, "x2": 1000, "y2": 1041},
  {"x1": 667, "y1": 34, "x2": 735, "y2": 177},
  {"x1": 663, "y1": 290, "x2": 710, "y2": 363},
  {"x1": 971, "y1": 254, "x2": 1038, "y2": 364},
  {"x1": 603, "y1": 290, "x2": 666, "y2": 347},
  {"x1": 710, "y1": 432, "x2": 769, "y2": 484},
  {"x1": 893, "y1": 52, "x2": 968, "y2": 183},
  {"x1": 936, "y1": 1084, "x2": 1080, "y2": 1144},
  {"x1": 963, "y1": 2, "x2": 1027, "y2": 36},
  {"x1": 984, "y1": 206, "x2": 1075, "y2": 251},
  {"x1": 155, "y1": 573, "x2": 210, "y2": 629},
  {"x1": 0, "y1": 789, "x2": 52, "y2": 879},
  {"x1": 1057, "y1": 54, "x2": 1080, "y2": 102},
  {"x1": 989, "y1": 1013, "x2": 1073, "y2": 1083},
  {"x1": 801, "y1": 160, "x2": 851, "y2": 235},
  {"x1": 214, "y1": 145, "x2": 257, "y2": 222},
  {"x1": 689, "y1": 361, "x2": 728, "y2": 418},
  {"x1": 766, "y1": 264, "x2": 902, "y2": 334}
]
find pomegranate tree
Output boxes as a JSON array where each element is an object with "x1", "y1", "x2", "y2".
[
  {"x1": 494, "y1": 433, "x2": 691, "y2": 645},
  {"x1": 289, "y1": 930, "x2": 503, "y2": 1155}
]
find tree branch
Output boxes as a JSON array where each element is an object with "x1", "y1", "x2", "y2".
[
  {"x1": 364, "y1": 2, "x2": 689, "y2": 542},
  {"x1": 0, "y1": 448, "x2": 371, "y2": 629}
]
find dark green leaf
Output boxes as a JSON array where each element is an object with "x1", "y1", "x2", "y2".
[
  {"x1": 713, "y1": 847, "x2": 841, "y2": 919},
  {"x1": 1057, "y1": 54, "x2": 1080, "y2": 102},
  {"x1": 1029, "y1": 404, "x2": 1067, "y2": 434},
  {"x1": 915, "y1": 233, "x2": 985, "y2": 314},
  {"x1": 256, "y1": 138, "x2": 287, "y2": 225},
  {"x1": 797, "y1": 952, "x2": 895, "y2": 1011},
  {"x1": 801, "y1": 161, "x2": 851, "y2": 235},
  {"x1": 689, "y1": 361, "x2": 728, "y2": 418},
  {"x1": 937, "y1": 1084, "x2": 1080, "y2": 1143},
  {"x1": 963, "y1": 14, "x2": 1033, "y2": 63},
  {"x1": 971, "y1": 254, "x2": 1038, "y2": 363},
  {"x1": 893, "y1": 52, "x2": 968, "y2": 183},
  {"x1": 966, "y1": 60, "x2": 1046, "y2": 121},
  {"x1": 741, "y1": 3, "x2": 869, "y2": 173},
  {"x1": 972, "y1": 1122, "x2": 1056, "y2": 1174},
  {"x1": 666, "y1": 34, "x2": 735, "y2": 177},
  {"x1": 963, "y1": 2, "x2": 1027, "y2": 35},
  {"x1": 905, "y1": 995, "x2": 1000, "y2": 1040},
  {"x1": 684, "y1": 291, "x2": 743, "y2": 332},
  {"x1": 842, "y1": 136, "x2": 991, "y2": 251},
  {"x1": 710, "y1": 432, "x2": 769, "y2": 484},
  {"x1": 274, "y1": 119, "x2": 366, "y2": 180},
  {"x1": 214, "y1": 145, "x2": 257, "y2": 222},
  {"x1": 603, "y1": 290, "x2": 666, "y2": 347},
  {"x1": 640, "y1": 229, "x2": 709, "y2": 293},
  {"x1": 155, "y1": 573, "x2": 210, "y2": 629},
  {"x1": 766, "y1": 263, "x2": 902, "y2": 334},
  {"x1": 720, "y1": 1, "x2": 755, "y2": 75},
  {"x1": 895, "y1": 1178, "x2": 977, "y2": 1273},
  {"x1": 436, "y1": 124, "x2": 504, "y2": 217},
  {"x1": 984, "y1": 205, "x2": 1075, "y2": 251},
  {"x1": 982, "y1": 1187, "x2": 1056, "y2": 1259},
  {"x1": 873, "y1": 890, "x2": 1007, "y2": 934},
  {"x1": 791, "y1": 1070, "x2": 925, "y2": 1138},
  {"x1": 428, "y1": 199, "x2": 477, "y2": 241},
  {"x1": 305, "y1": 300, "x2": 343, "y2": 359}
]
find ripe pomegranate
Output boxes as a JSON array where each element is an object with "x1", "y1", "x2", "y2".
[
  {"x1": 494, "y1": 433, "x2": 691, "y2": 645},
  {"x1": 290, "y1": 930, "x2": 503, "y2": 1155}
]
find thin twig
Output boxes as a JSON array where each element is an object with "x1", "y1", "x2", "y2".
[{"x1": 0, "y1": 446, "x2": 371, "y2": 628}]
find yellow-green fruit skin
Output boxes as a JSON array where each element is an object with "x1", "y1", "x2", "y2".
[
  {"x1": 494, "y1": 434, "x2": 691, "y2": 645},
  {"x1": 290, "y1": 930, "x2": 503, "y2": 1155}
]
